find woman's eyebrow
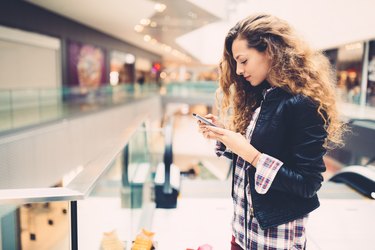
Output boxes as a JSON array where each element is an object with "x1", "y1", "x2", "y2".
[
  {"x1": 234, "y1": 54, "x2": 245, "y2": 60},
  {"x1": 234, "y1": 54, "x2": 243, "y2": 60}
]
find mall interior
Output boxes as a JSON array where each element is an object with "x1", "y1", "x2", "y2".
[{"x1": 0, "y1": 0, "x2": 374, "y2": 250}]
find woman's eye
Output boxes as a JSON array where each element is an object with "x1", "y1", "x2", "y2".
[{"x1": 241, "y1": 60, "x2": 247, "y2": 65}]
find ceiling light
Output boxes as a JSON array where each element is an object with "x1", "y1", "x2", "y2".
[
  {"x1": 150, "y1": 21, "x2": 158, "y2": 28},
  {"x1": 188, "y1": 12, "x2": 197, "y2": 19},
  {"x1": 134, "y1": 25, "x2": 144, "y2": 32},
  {"x1": 110, "y1": 71, "x2": 119, "y2": 86},
  {"x1": 160, "y1": 71, "x2": 167, "y2": 79},
  {"x1": 155, "y1": 3, "x2": 167, "y2": 12},
  {"x1": 140, "y1": 18, "x2": 151, "y2": 26},
  {"x1": 143, "y1": 35, "x2": 151, "y2": 42},
  {"x1": 125, "y1": 53, "x2": 135, "y2": 64}
]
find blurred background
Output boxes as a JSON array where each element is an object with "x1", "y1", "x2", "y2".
[{"x1": 0, "y1": 0, "x2": 374, "y2": 249}]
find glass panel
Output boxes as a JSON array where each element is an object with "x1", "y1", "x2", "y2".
[
  {"x1": 0, "y1": 90, "x2": 11, "y2": 131},
  {"x1": 0, "y1": 84, "x2": 159, "y2": 134},
  {"x1": 77, "y1": 124, "x2": 154, "y2": 249},
  {"x1": 11, "y1": 89, "x2": 41, "y2": 129},
  {"x1": 165, "y1": 81, "x2": 217, "y2": 97},
  {"x1": 39, "y1": 88, "x2": 63, "y2": 122}
]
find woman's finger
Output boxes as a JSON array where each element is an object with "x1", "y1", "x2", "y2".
[
  {"x1": 206, "y1": 125, "x2": 226, "y2": 135},
  {"x1": 204, "y1": 130, "x2": 213, "y2": 139},
  {"x1": 197, "y1": 121, "x2": 207, "y2": 129},
  {"x1": 198, "y1": 127, "x2": 207, "y2": 134},
  {"x1": 205, "y1": 114, "x2": 218, "y2": 122},
  {"x1": 206, "y1": 130, "x2": 221, "y2": 141}
]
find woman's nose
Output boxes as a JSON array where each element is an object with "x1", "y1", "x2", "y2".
[{"x1": 236, "y1": 65, "x2": 243, "y2": 75}]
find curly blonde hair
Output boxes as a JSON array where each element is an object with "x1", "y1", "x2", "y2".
[{"x1": 218, "y1": 13, "x2": 345, "y2": 149}]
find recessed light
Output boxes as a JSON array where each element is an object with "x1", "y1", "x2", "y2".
[
  {"x1": 140, "y1": 18, "x2": 151, "y2": 26},
  {"x1": 155, "y1": 3, "x2": 167, "y2": 12},
  {"x1": 134, "y1": 25, "x2": 144, "y2": 32},
  {"x1": 188, "y1": 12, "x2": 197, "y2": 19},
  {"x1": 125, "y1": 53, "x2": 135, "y2": 64},
  {"x1": 143, "y1": 35, "x2": 151, "y2": 42}
]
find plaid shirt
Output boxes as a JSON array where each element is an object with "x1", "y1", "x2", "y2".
[{"x1": 216, "y1": 88, "x2": 308, "y2": 250}]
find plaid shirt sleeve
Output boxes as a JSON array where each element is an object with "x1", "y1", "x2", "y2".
[
  {"x1": 215, "y1": 141, "x2": 233, "y2": 159},
  {"x1": 254, "y1": 153, "x2": 283, "y2": 194}
]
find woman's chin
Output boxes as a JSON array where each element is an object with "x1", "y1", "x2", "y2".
[{"x1": 249, "y1": 80, "x2": 261, "y2": 87}]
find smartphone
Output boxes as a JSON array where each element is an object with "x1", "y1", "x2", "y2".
[{"x1": 192, "y1": 113, "x2": 216, "y2": 126}]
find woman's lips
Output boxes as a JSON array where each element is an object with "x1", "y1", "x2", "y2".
[{"x1": 245, "y1": 75, "x2": 251, "y2": 81}]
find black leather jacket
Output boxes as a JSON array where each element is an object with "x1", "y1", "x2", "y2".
[{"x1": 230, "y1": 87, "x2": 327, "y2": 230}]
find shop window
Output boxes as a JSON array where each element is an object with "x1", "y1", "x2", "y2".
[
  {"x1": 336, "y1": 43, "x2": 364, "y2": 104},
  {"x1": 110, "y1": 51, "x2": 135, "y2": 85}
]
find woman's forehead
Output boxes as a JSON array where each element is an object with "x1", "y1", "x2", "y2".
[{"x1": 232, "y1": 39, "x2": 248, "y2": 58}]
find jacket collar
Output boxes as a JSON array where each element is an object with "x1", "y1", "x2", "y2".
[
  {"x1": 262, "y1": 86, "x2": 291, "y2": 102},
  {"x1": 262, "y1": 86, "x2": 277, "y2": 99}
]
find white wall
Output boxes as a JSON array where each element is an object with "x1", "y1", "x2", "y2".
[{"x1": 0, "y1": 25, "x2": 61, "y2": 89}]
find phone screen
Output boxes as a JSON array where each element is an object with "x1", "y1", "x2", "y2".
[{"x1": 192, "y1": 113, "x2": 216, "y2": 126}]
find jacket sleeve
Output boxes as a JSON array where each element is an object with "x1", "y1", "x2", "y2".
[
  {"x1": 215, "y1": 141, "x2": 233, "y2": 159},
  {"x1": 269, "y1": 96, "x2": 327, "y2": 198}
]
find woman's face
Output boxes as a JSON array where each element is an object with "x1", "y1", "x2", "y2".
[{"x1": 232, "y1": 38, "x2": 272, "y2": 86}]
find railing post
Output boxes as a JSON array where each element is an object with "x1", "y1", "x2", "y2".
[
  {"x1": 122, "y1": 144, "x2": 130, "y2": 187},
  {"x1": 70, "y1": 200, "x2": 78, "y2": 250},
  {"x1": 360, "y1": 40, "x2": 369, "y2": 106},
  {"x1": 163, "y1": 118, "x2": 173, "y2": 194}
]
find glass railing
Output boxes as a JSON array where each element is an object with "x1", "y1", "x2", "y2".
[
  {"x1": 77, "y1": 123, "x2": 156, "y2": 249},
  {"x1": 0, "y1": 112, "x2": 181, "y2": 249},
  {"x1": 164, "y1": 81, "x2": 218, "y2": 97},
  {"x1": 0, "y1": 84, "x2": 160, "y2": 134},
  {"x1": 0, "y1": 117, "x2": 161, "y2": 249},
  {"x1": 0, "y1": 81, "x2": 219, "y2": 135}
]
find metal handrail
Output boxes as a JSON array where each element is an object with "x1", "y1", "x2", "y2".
[
  {"x1": 0, "y1": 114, "x2": 148, "y2": 205},
  {"x1": 348, "y1": 118, "x2": 375, "y2": 124}
]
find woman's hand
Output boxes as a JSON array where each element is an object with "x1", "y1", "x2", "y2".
[
  {"x1": 203, "y1": 125, "x2": 259, "y2": 163},
  {"x1": 199, "y1": 114, "x2": 224, "y2": 127},
  {"x1": 197, "y1": 114, "x2": 224, "y2": 135}
]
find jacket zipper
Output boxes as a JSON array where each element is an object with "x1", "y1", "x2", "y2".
[
  {"x1": 244, "y1": 98, "x2": 265, "y2": 249},
  {"x1": 246, "y1": 91, "x2": 269, "y2": 220}
]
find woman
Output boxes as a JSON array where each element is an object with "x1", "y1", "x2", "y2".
[{"x1": 197, "y1": 14, "x2": 344, "y2": 249}]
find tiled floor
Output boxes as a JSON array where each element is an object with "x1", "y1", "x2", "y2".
[
  {"x1": 307, "y1": 198, "x2": 375, "y2": 250},
  {"x1": 152, "y1": 198, "x2": 233, "y2": 250}
]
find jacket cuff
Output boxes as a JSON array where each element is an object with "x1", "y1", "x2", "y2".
[
  {"x1": 215, "y1": 141, "x2": 227, "y2": 157},
  {"x1": 254, "y1": 153, "x2": 283, "y2": 194}
]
